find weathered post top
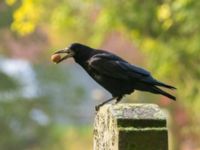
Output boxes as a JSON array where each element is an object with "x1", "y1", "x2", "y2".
[{"x1": 93, "y1": 103, "x2": 168, "y2": 150}]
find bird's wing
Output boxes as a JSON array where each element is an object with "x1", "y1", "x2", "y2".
[{"x1": 88, "y1": 53, "x2": 151, "y2": 81}]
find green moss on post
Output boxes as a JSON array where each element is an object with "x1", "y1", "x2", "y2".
[{"x1": 93, "y1": 104, "x2": 168, "y2": 150}]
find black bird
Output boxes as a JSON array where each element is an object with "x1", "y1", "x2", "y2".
[{"x1": 54, "y1": 43, "x2": 176, "y2": 110}]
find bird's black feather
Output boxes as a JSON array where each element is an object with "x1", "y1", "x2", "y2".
[
  {"x1": 57, "y1": 43, "x2": 176, "y2": 109},
  {"x1": 88, "y1": 53, "x2": 151, "y2": 80}
]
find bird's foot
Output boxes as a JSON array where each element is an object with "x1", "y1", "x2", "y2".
[
  {"x1": 95, "y1": 105, "x2": 100, "y2": 111},
  {"x1": 95, "y1": 97, "x2": 117, "y2": 112},
  {"x1": 115, "y1": 96, "x2": 123, "y2": 104}
]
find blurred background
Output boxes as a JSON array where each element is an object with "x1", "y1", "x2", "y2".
[{"x1": 0, "y1": 0, "x2": 200, "y2": 149}]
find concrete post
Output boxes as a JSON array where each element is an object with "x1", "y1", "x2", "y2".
[{"x1": 93, "y1": 104, "x2": 168, "y2": 150}]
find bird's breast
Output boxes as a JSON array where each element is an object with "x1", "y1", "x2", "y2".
[{"x1": 78, "y1": 62, "x2": 134, "y2": 96}]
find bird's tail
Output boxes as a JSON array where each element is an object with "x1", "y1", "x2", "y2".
[
  {"x1": 151, "y1": 86, "x2": 176, "y2": 101},
  {"x1": 155, "y1": 80, "x2": 176, "y2": 89}
]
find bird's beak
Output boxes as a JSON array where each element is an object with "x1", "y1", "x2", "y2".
[{"x1": 53, "y1": 48, "x2": 74, "y2": 63}]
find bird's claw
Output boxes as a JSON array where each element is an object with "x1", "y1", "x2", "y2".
[{"x1": 95, "y1": 105, "x2": 100, "y2": 111}]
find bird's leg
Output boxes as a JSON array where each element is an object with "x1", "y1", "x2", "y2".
[
  {"x1": 95, "y1": 97, "x2": 116, "y2": 111},
  {"x1": 115, "y1": 96, "x2": 123, "y2": 104}
]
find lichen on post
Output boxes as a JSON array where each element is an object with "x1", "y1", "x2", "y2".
[{"x1": 93, "y1": 104, "x2": 168, "y2": 150}]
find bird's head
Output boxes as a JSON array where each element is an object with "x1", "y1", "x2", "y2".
[{"x1": 53, "y1": 43, "x2": 93, "y2": 63}]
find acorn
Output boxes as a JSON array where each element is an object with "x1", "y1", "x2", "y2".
[{"x1": 51, "y1": 54, "x2": 61, "y2": 63}]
